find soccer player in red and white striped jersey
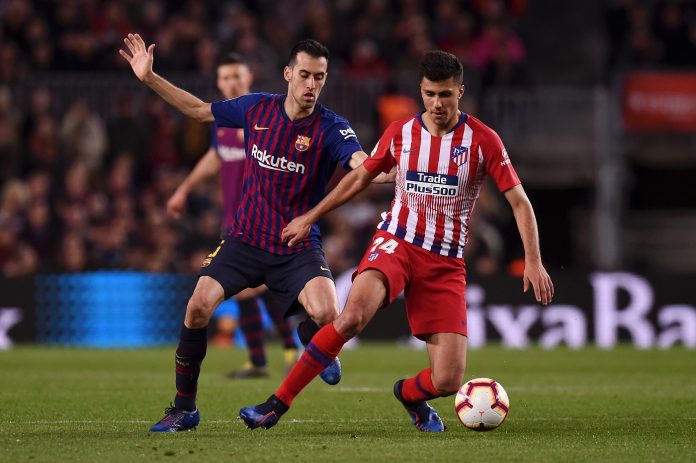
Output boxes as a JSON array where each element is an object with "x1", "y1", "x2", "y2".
[{"x1": 240, "y1": 50, "x2": 553, "y2": 432}]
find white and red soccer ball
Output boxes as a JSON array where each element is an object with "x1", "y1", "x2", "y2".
[{"x1": 454, "y1": 378, "x2": 510, "y2": 431}]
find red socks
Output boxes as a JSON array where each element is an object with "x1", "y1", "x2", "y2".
[
  {"x1": 275, "y1": 323, "x2": 346, "y2": 406},
  {"x1": 273, "y1": 325, "x2": 441, "y2": 407},
  {"x1": 400, "y1": 368, "x2": 439, "y2": 402}
]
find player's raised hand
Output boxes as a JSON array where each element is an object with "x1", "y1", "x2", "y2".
[
  {"x1": 281, "y1": 215, "x2": 313, "y2": 247},
  {"x1": 523, "y1": 260, "x2": 554, "y2": 305},
  {"x1": 119, "y1": 33, "x2": 155, "y2": 82}
]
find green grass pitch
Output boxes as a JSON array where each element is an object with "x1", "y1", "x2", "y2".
[{"x1": 1, "y1": 344, "x2": 695, "y2": 462}]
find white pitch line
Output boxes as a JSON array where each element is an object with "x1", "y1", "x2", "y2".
[
  {"x1": 512, "y1": 417, "x2": 696, "y2": 421},
  {"x1": 5, "y1": 416, "x2": 695, "y2": 425},
  {"x1": 326, "y1": 387, "x2": 390, "y2": 393},
  {"x1": 3, "y1": 418, "x2": 392, "y2": 425},
  {"x1": 326, "y1": 386, "x2": 696, "y2": 394}
]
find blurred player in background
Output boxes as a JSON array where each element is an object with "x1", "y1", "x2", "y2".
[
  {"x1": 166, "y1": 53, "x2": 300, "y2": 379},
  {"x1": 240, "y1": 50, "x2": 553, "y2": 432},
  {"x1": 120, "y1": 34, "x2": 391, "y2": 432}
]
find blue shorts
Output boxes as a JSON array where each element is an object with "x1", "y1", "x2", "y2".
[{"x1": 198, "y1": 236, "x2": 333, "y2": 316}]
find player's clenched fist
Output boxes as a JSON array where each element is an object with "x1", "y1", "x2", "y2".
[{"x1": 119, "y1": 33, "x2": 155, "y2": 83}]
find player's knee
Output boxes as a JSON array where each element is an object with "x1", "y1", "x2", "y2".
[
  {"x1": 312, "y1": 313, "x2": 336, "y2": 327},
  {"x1": 185, "y1": 293, "x2": 216, "y2": 328},
  {"x1": 309, "y1": 302, "x2": 339, "y2": 327}
]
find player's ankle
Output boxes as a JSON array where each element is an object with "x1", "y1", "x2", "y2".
[{"x1": 267, "y1": 394, "x2": 290, "y2": 415}]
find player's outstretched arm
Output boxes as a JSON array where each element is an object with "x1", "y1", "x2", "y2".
[
  {"x1": 166, "y1": 148, "x2": 221, "y2": 219},
  {"x1": 503, "y1": 184, "x2": 554, "y2": 305},
  {"x1": 282, "y1": 163, "x2": 379, "y2": 246},
  {"x1": 119, "y1": 33, "x2": 213, "y2": 123}
]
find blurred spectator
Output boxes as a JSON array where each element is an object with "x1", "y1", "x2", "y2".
[
  {"x1": 0, "y1": 86, "x2": 22, "y2": 180},
  {"x1": 0, "y1": 177, "x2": 38, "y2": 275},
  {"x1": 344, "y1": 40, "x2": 391, "y2": 80},
  {"x1": 25, "y1": 170, "x2": 53, "y2": 205},
  {"x1": 56, "y1": 232, "x2": 88, "y2": 272},
  {"x1": 480, "y1": 32, "x2": 528, "y2": 89},
  {"x1": 90, "y1": 0, "x2": 133, "y2": 49},
  {"x1": 3, "y1": 0, "x2": 33, "y2": 48},
  {"x1": 0, "y1": 43, "x2": 22, "y2": 84},
  {"x1": 437, "y1": 10, "x2": 477, "y2": 67},
  {"x1": 144, "y1": 97, "x2": 182, "y2": 173},
  {"x1": 107, "y1": 152, "x2": 136, "y2": 197},
  {"x1": 23, "y1": 201, "x2": 54, "y2": 261},
  {"x1": 0, "y1": 179, "x2": 29, "y2": 231},
  {"x1": 606, "y1": 0, "x2": 696, "y2": 70},
  {"x1": 26, "y1": 114, "x2": 60, "y2": 174},
  {"x1": 654, "y1": 1, "x2": 695, "y2": 66},
  {"x1": 60, "y1": 100, "x2": 108, "y2": 172},
  {"x1": 22, "y1": 87, "x2": 53, "y2": 139},
  {"x1": 152, "y1": 28, "x2": 191, "y2": 70},
  {"x1": 376, "y1": 80, "x2": 420, "y2": 132},
  {"x1": 195, "y1": 35, "x2": 219, "y2": 75},
  {"x1": 234, "y1": 30, "x2": 280, "y2": 86},
  {"x1": 107, "y1": 96, "x2": 148, "y2": 162},
  {"x1": 470, "y1": 22, "x2": 526, "y2": 73},
  {"x1": 0, "y1": 219, "x2": 38, "y2": 277}
]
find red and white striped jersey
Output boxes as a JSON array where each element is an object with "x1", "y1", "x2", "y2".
[{"x1": 362, "y1": 113, "x2": 520, "y2": 259}]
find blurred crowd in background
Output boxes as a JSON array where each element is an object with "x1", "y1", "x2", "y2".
[{"x1": 1, "y1": 0, "x2": 696, "y2": 278}]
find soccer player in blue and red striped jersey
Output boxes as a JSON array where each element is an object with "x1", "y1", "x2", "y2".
[
  {"x1": 165, "y1": 53, "x2": 300, "y2": 380},
  {"x1": 120, "y1": 34, "x2": 390, "y2": 432}
]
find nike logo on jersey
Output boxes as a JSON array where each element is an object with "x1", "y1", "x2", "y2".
[
  {"x1": 254, "y1": 124, "x2": 269, "y2": 130},
  {"x1": 320, "y1": 266, "x2": 331, "y2": 272}
]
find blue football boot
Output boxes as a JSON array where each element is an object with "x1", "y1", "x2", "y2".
[
  {"x1": 149, "y1": 404, "x2": 200, "y2": 432},
  {"x1": 393, "y1": 380, "x2": 445, "y2": 432},
  {"x1": 239, "y1": 395, "x2": 289, "y2": 430},
  {"x1": 319, "y1": 357, "x2": 342, "y2": 385}
]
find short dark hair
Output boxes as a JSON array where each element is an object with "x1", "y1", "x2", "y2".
[
  {"x1": 418, "y1": 50, "x2": 463, "y2": 84},
  {"x1": 217, "y1": 52, "x2": 247, "y2": 68},
  {"x1": 288, "y1": 39, "x2": 329, "y2": 66}
]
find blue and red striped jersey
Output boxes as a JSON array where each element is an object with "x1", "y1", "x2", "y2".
[{"x1": 211, "y1": 93, "x2": 363, "y2": 254}]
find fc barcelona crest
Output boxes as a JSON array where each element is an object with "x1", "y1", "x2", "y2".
[
  {"x1": 295, "y1": 135, "x2": 311, "y2": 152},
  {"x1": 451, "y1": 146, "x2": 469, "y2": 166}
]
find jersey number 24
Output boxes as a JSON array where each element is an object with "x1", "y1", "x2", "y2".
[{"x1": 370, "y1": 237, "x2": 399, "y2": 254}]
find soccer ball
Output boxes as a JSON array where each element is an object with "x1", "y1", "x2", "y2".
[{"x1": 454, "y1": 378, "x2": 510, "y2": 431}]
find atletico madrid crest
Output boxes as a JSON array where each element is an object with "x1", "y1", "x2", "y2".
[
  {"x1": 295, "y1": 135, "x2": 311, "y2": 152},
  {"x1": 451, "y1": 146, "x2": 469, "y2": 165}
]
